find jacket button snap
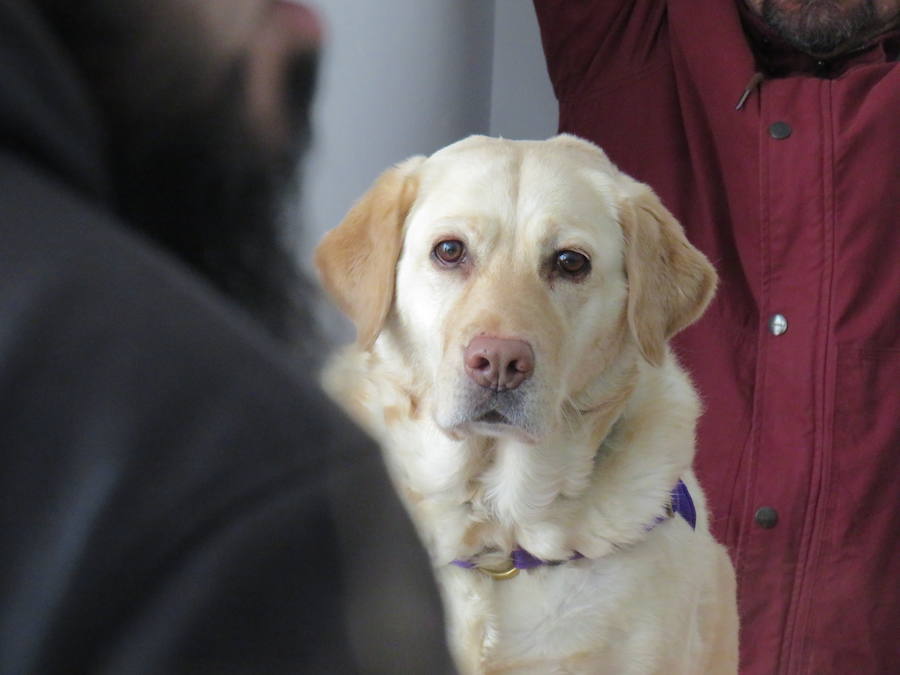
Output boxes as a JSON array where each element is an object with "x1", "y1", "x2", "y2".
[
  {"x1": 769, "y1": 313, "x2": 788, "y2": 336},
  {"x1": 769, "y1": 121, "x2": 792, "y2": 139},
  {"x1": 755, "y1": 506, "x2": 779, "y2": 529}
]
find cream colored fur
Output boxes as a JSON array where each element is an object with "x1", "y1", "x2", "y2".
[{"x1": 316, "y1": 135, "x2": 739, "y2": 674}]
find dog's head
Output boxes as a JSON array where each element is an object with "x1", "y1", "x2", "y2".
[{"x1": 316, "y1": 135, "x2": 716, "y2": 443}]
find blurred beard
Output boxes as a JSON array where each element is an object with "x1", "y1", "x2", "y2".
[
  {"x1": 761, "y1": 0, "x2": 880, "y2": 56},
  {"x1": 109, "y1": 50, "x2": 319, "y2": 343}
]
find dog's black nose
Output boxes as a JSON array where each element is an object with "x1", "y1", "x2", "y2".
[{"x1": 464, "y1": 336, "x2": 534, "y2": 391}]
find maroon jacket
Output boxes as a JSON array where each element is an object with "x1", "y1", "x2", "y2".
[{"x1": 534, "y1": 2, "x2": 899, "y2": 673}]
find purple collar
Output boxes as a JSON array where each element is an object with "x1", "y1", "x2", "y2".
[{"x1": 452, "y1": 479, "x2": 696, "y2": 579}]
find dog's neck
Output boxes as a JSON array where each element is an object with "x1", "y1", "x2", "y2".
[
  {"x1": 454, "y1": 476, "x2": 696, "y2": 578},
  {"x1": 324, "y1": 340, "x2": 700, "y2": 568}
]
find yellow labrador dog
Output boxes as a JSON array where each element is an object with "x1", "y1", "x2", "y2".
[{"x1": 316, "y1": 135, "x2": 738, "y2": 674}]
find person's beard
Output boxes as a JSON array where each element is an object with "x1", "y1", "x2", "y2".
[
  {"x1": 109, "y1": 51, "x2": 319, "y2": 344},
  {"x1": 761, "y1": 0, "x2": 881, "y2": 56},
  {"x1": 34, "y1": 0, "x2": 319, "y2": 343}
]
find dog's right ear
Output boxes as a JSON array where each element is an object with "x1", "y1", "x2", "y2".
[{"x1": 315, "y1": 156, "x2": 424, "y2": 349}]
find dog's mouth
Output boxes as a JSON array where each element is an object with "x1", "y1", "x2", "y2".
[
  {"x1": 441, "y1": 389, "x2": 540, "y2": 444},
  {"x1": 458, "y1": 417, "x2": 538, "y2": 444},
  {"x1": 476, "y1": 410, "x2": 510, "y2": 425}
]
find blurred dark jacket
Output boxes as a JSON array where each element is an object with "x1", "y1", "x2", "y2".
[{"x1": 0, "y1": 1, "x2": 451, "y2": 672}]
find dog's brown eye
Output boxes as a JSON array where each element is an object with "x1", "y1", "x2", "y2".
[
  {"x1": 555, "y1": 250, "x2": 590, "y2": 277},
  {"x1": 434, "y1": 240, "x2": 466, "y2": 265}
]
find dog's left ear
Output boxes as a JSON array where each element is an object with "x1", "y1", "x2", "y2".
[
  {"x1": 315, "y1": 156, "x2": 424, "y2": 349},
  {"x1": 619, "y1": 183, "x2": 717, "y2": 366}
]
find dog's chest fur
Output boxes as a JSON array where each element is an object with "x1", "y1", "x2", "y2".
[{"x1": 441, "y1": 521, "x2": 705, "y2": 674}]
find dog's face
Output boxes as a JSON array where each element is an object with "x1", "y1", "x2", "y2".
[
  {"x1": 392, "y1": 138, "x2": 630, "y2": 442},
  {"x1": 317, "y1": 135, "x2": 715, "y2": 443}
]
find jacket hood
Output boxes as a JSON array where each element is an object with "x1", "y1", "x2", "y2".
[{"x1": 0, "y1": 0, "x2": 111, "y2": 201}]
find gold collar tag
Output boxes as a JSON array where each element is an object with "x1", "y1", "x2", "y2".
[{"x1": 478, "y1": 559, "x2": 519, "y2": 580}]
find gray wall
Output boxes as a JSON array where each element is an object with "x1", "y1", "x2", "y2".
[
  {"x1": 489, "y1": 0, "x2": 558, "y2": 140},
  {"x1": 301, "y1": 0, "x2": 556, "y2": 253}
]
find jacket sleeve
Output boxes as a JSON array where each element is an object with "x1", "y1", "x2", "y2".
[{"x1": 532, "y1": 0, "x2": 669, "y2": 103}]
